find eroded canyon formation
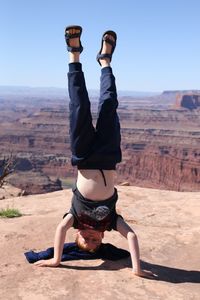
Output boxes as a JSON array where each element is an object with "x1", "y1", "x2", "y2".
[{"x1": 0, "y1": 91, "x2": 199, "y2": 193}]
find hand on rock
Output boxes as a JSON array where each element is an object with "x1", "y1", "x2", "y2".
[
  {"x1": 133, "y1": 269, "x2": 158, "y2": 279},
  {"x1": 34, "y1": 258, "x2": 60, "y2": 267}
]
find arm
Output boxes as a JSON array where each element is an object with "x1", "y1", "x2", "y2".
[
  {"x1": 116, "y1": 216, "x2": 156, "y2": 278},
  {"x1": 34, "y1": 213, "x2": 74, "y2": 267}
]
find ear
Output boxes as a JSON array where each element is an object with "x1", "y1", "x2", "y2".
[{"x1": 76, "y1": 230, "x2": 81, "y2": 237}]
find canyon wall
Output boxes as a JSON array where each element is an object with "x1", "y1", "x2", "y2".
[{"x1": 0, "y1": 93, "x2": 200, "y2": 193}]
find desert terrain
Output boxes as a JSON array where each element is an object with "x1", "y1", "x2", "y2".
[
  {"x1": 0, "y1": 88, "x2": 200, "y2": 194},
  {"x1": 0, "y1": 185, "x2": 200, "y2": 300}
]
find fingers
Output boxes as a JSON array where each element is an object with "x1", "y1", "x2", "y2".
[
  {"x1": 34, "y1": 260, "x2": 47, "y2": 267},
  {"x1": 133, "y1": 269, "x2": 158, "y2": 279},
  {"x1": 144, "y1": 270, "x2": 158, "y2": 279},
  {"x1": 33, "y1": 259, "x2": 60, "y2": 268}
]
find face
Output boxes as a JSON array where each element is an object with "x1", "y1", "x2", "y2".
[{"x1": 76, "y1": 229, "x2": 104, "y2": 251}]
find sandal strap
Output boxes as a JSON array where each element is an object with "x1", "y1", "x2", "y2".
[
  {"x1": 96, "y1": 53, "x2": 112, "y2": 61},
  {"x1": 67, "y1": 45, "x2": 83, "y2": 53},
  {"x1": 65, "y1": 32, "x2": 82, "y2": 40}
]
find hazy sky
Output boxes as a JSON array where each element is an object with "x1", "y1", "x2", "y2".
[{"x1": 1, "y1": 0, "x2": 200, "y2": 92}]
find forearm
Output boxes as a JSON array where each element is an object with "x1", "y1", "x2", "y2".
[
  {"x1": 34, "y1": 214, "x2": 74, "y2": 267},
  {"x1": 127, "y1": 232, "x2": 141, "y2": 273},
  {"x1": 53, "y1": 223, "x2": 68, "y2": 264},
  {"x1": 117, "y1": 217, "x2": 156, "y2": 278}
]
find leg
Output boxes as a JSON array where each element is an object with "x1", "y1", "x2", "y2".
[
  {"x1": 66, "y1": 27, "x2": 95, "y2": 166},
  {"x1": 95, "y1": 33, "x2": 122, "y2": 167}
]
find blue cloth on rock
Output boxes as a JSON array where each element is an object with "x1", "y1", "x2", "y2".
[{"x1": 24, "y1": 242, "x2": 129, "y2": 264}]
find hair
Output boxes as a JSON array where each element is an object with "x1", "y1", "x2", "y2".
[{"x1": 75, "y1": 235, "x2": 100, "y2": 253}]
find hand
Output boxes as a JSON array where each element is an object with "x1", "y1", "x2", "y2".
[
  {"x1": 34, "y1": 258, "x2": 60, "y2": 267},
  {"x1": 133, "y1": 269, "x2": 157, "y2": 279}
]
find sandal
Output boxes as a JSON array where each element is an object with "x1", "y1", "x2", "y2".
[
  {"x1": 96, "y1": 30, "x2": 117, "y2": 65},
  {"x1": 64, "y1": 25, "x2": 83, "y2": 53}
]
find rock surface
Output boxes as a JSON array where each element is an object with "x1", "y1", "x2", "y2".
[
  {"x1": 0, "y1": 183, "x2": 23, "y2": 200},
  {"x1": 0, "y1": 186, "x2": 200, "y2": 299},
  {"x1": 7, "y1": 171, "x2": 62, "y2": 195}
]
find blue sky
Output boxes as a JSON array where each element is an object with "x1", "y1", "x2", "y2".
[{"x1": 1, "y1": 0, "x2": 200, "y2": 92}]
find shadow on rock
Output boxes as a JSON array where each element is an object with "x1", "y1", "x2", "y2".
[
  {"x1": 59, "y1": 258, "x2": 200, "y2": 284},
  {"x1": 59, "y1": 257, "x2": 131, "y2": 271},
  {"x1": 141, "y1": 260, "x2": 200, "y2": 283}
]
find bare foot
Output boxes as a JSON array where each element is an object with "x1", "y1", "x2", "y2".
[{"x1": 99, "y1": 34, "x2": 116, "y2": 68}]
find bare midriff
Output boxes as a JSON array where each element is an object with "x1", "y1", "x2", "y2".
[{"x1": 76, "y1": 169, "x2": 116, "y2": 201}]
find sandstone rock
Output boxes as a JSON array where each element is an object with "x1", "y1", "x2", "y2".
[
  {"x1": 0, "y1": 186, "x2": 200, "y2": 299},
  {"x1": 7, "y1": 171, "x2": 62, "y2": 195},
  {"x1": 119, "y1": 181, "x2": 130, "y2": 186},
  {"x1": 0, "y1": 183, "x2": 23, "y2": 200},
  {"x1": 1, "y1": 93, "x2": 200, "y2": 193},
  {"x1": 175, "y1": 93, "x2": 200, "y2": 110}
]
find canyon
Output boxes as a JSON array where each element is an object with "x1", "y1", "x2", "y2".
[{"x1": 0, "y1": 88, "x2": 200, "y2": 194}]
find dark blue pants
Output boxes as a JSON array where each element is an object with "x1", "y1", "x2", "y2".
[{"x1": 68, "y1": 63, "x2": 121, "y2": 170}]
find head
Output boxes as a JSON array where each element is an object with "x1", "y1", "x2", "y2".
[{"x1": 76, "y1": 229, "x2": 104, "y2": 252}]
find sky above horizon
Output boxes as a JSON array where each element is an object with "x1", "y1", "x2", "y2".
[{"x1": 1, "y1": 0, "x2": 200, "y2": 92}]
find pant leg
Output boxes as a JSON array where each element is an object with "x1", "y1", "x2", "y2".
[
  {"x1": 68, "y1": 63, "x2": 95, "y2": 166},
  {"x1": 95, "y1": 66, "x2": 122, "y2": 166}
]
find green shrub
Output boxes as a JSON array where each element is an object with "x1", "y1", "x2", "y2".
[{"x1": 0, "y1": 207, "x2": 22, "y2": 218}]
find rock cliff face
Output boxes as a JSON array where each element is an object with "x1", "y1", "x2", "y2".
[
  {"x1": 117, "y1": 108, "x2": 200, "y2": 191},
  {"x1": 0, "y1": 93, "x2": 200, "y2": 192},
  {"x1": 174, "y1": 93, "x2": 200, "y2": 110}
]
